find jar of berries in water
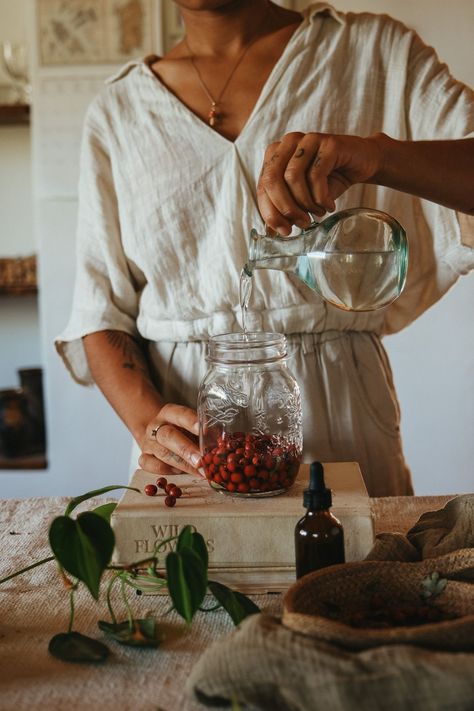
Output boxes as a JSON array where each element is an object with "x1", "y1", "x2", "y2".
[{"x1": 198, "y1": 332, "x2": 302, "y2": 496}]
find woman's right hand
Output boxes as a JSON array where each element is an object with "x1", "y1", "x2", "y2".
[{"x1": 138, "y1": 403, "x2": 202, "y2": 477}]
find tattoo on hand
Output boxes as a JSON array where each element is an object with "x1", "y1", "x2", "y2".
[
  {"x1": 312, "y1": 153, "x2": 321, "y2": 168},
  {"x1": 294, "y1": 148, "x2": 305, "y2": 158},
  {"x1": 168, "y1": 452, "x2": 185, "y2": 467}
]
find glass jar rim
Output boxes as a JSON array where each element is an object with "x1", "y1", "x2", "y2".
[{"x1": 207, "y1": 331, "x2": 287, "y2": 365}]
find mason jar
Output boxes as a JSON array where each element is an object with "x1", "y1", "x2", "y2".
[{"x1": 198, "y1": 332, "x2": 303, "y2": 497}]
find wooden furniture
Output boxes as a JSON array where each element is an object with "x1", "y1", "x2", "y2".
[{"x1": 0, "y1": 103, "x2": 30, "y2": 126}]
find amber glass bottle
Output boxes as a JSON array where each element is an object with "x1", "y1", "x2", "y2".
[{"x1": 295, "y1": 461, "x2": 345, "y2": 578}]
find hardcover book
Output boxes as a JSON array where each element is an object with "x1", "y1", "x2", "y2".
[{"x1": 111, "y1": 462, "x2": 374, "y2": 593}]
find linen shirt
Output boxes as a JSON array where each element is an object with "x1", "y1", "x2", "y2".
[{"x1": 56, "y1": 2, "x2": 474, "y2": 386}]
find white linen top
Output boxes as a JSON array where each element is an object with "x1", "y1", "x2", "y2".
[{"x1": 56, "y1": 2, "x2": 474, "y2": 385}]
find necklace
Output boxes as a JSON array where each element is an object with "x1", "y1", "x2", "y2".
[{"x1": 184, "y1": 7, "x2": 270, "y2": 129}]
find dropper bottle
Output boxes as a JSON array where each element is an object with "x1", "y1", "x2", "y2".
[{"x1": 295, "y1": 461, "x2": 345, "y2": 578}]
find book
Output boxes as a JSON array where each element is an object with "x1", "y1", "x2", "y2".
[{"x1": 111, "y1": 462, "x2": 374, "y2": 593}]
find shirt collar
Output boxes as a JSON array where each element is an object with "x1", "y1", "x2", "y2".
[{"x1": 302, "y1": 2, "x2": 345, "y2": 26}]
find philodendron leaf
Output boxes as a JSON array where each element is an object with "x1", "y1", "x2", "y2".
[
  {"x1": 49, "y1": 632, "x2": 109, "y2": 663},
  {"x1": 177, "y1": 526, "x2": 209, "y2": 570},
  {"x1": 49, "y1": 512, "x2": 115, "y2": 599},
  {"x1": 92, "y1": 502, "x2": 117, "y2": 523},
  {"x1": 98, "y1": 619, "x2": 162, "y2": 647},
  {"x1": 208, "y1": 580, "x2": 260, "y2": 626},
  {"x1": 64, "y1": 485, "x2": 140, "y2": 517},
  {"x1": 166, "y1": 547, "x2": 207, "y2": 624}
]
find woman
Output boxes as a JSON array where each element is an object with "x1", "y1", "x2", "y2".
[{"x1": 56, "y1": 1, "x2": 474, "y2": 496}]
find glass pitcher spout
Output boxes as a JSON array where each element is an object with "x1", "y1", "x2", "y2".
[{"x1": 245, "y1": 207, "x2": 408, "y2": 312}]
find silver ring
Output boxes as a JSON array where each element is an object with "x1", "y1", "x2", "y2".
[{"x1": 150, "y1": 423, "x2": 165, "y2": 440}]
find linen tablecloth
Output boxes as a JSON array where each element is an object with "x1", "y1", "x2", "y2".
[{"x1": 0, "y1": 495, "x2": 452, "y2": 711}]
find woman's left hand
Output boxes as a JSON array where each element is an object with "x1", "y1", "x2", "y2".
[{"x1": 257, "y1": 131, "x2": 382, "y2": 235}]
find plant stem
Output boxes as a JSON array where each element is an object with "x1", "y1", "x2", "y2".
[
  {"x1": 120, "y1": 575, "x2": 134, "y2": 630},
  {"x1": 0, "y1": 555, "x2": 55, "y2": 585},
  {"x1": 106, "y1": 573, "x2": 121, "y2": 625},
  {"x1": 68, "y1": 588, "x2": 75, "y2": 633},
  {"x1": 199, "y1": 602, "x2": 222, "y2": 612}
]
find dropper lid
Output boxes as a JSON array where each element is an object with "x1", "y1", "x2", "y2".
[{"x1": 303, "y1": 461, "x2": 332, "y2": 509}]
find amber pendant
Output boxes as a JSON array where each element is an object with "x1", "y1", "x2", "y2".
[{"x1": 208, "y1": 102, "x2": 219, "y2": 127}]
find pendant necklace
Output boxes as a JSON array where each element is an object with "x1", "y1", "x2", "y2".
[{"x1": 184, "y1": 7, "x2": 270, "y2": 129}]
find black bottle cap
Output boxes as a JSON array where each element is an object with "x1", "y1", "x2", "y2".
[{"x1": 303, "y1": 461, "x2": 332, "y2": 509}]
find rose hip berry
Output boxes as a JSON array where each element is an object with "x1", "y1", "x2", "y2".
[
  {"x1": 147, "y1": 478, "x2": 183, "y2": 504},
  {"x1": 201, "y1": 432, "x2": 301, "y2": 495}
]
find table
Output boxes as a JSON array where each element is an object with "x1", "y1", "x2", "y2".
[{"x1": 0, "y1": 494, "x2": 452, "y2": 711}]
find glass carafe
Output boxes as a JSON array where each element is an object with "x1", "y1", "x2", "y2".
[
  {"x1": 198, "y1": 332, "x2": 302, "y2": 497},
  {"x1": 245, "y1": 208, "x2": 408, "y2": 312}
]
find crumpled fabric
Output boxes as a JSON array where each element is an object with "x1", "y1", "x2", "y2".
[{"x1": 186, "y1": 495, "x2": 474, "y2": 711}]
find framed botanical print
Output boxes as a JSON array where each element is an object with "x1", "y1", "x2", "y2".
[{"x1": 37, "y1": 0, "x2": 155, "y2": 65}]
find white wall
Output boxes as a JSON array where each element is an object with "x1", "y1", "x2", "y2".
[
  {"x1": 1, "y1": 0, "x2": 473, "y2": 498},
  {"x1": 0, "y1": 1, "x2": 41, "y2": 406},
  {"x1": 1, "y1": 0, "x2": 162, "y2": 498}
]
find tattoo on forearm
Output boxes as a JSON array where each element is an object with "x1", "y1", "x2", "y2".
[{"x1": 104, "y1": 330, "x2": 153, "y2": 383}]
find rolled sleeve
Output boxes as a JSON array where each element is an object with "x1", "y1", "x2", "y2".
[{"x1": 55, "y1": 99, "x2": 140, "y2": 385}]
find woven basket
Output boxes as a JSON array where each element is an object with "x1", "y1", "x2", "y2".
[{"x1": 283, "y1": 549, "x2": 474, "y2": 651}]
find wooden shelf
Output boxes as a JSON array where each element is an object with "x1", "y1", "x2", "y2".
[
  {"x1": 0, "y1": 255, "x2": 37, "y2": 294},
  {"x1": 0, "y1": 453, "x2": 47, "y2": 470},
  {"x1": 0, "y1": 285, "x2": 38, "y2": 296},
  {"x1": 0, "y1": 103, "x2": 30, "y2": 125}
]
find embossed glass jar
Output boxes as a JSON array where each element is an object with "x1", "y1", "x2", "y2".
[{"x1": 198, "y1": 332, "x2": 303, "y2": 497}]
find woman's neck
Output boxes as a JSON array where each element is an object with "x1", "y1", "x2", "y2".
[{"x1": 178, "y1": 0, "x2": 300, "y2": 58}]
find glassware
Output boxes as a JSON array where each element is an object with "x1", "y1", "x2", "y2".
[
  {"x1": 198, "y1": 332, "x2": 303, "y2": 497},
  {"x1": 245, "y1": 207, "x2": 408, "y2": 312},
  {"x1": 1, "y1": 42, "x2": 31, "y2": 105},
  {"x1": 0, "y1": 388, "x2": 29, "y2": 458}
]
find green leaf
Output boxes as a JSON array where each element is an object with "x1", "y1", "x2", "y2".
[
  {"x1": 98, "y1": 618, "x2": 162, "y2": 647},
  {"x1": 48, "y1": 632, "x2": 109, "y2": 663},
  {"x1": 92, "y1": 502, "x2": 117, "y2": 523},
  {"x1": 166, "y1": 548, "x2": 207, "y2": 624},
  {"x1": 177, "y1": 526, "x2": 209, "y2": 570},
  {"x1": 176, "y1": 525, "x2": 194, "y2": 551},
  {"x1": 64, "y1": 485, "x2": 140, "y2": 517},
  {"x1": 49, "y1": 512, "x2": 115, "y2": 599},
  {"x1": 208, "y1": 580, "x2": 260, "y2": 626}
]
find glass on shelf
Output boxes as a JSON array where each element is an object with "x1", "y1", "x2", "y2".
[{"x1": 1, "y1": 42, "x2": 31, "y2": 105}]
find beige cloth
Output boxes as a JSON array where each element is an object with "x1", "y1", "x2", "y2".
[
  {"x1": 0, "y1": 494, "x2": 453, "y2": 711},
  {"x1": 187, "y1": 495, "x2": 474, "y2": 710},
  {"x1": 55, "y1": 3, "x2": 474, "y2": 496}
]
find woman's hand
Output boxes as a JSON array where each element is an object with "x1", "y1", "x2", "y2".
[
  {"x1": 138, "y1": 403, "x2": 202, "y2": 477},
  {"x1": 257, "y1": 131, "x2": 382, "y2": 235}
]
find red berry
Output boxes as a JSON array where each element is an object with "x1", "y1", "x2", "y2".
[
  {"x1": 226, "y1": 482, "x2": 237, "y2": 492},
  {"x1": 165, "y1": 483, "x2": 175, "y2": 495},
  {"x1": 243, "y1": 464, "x2": 256, "y2": 478},
  {"x1": 238, "y1": 482, "x2": 250, "y2": 493},
  {"x1": 156, "y1": 477, "x2": 167, "y2": 489},
  {"x1": 165, "y1": 495, "x2": 176, "y2": 507},
  {"x1": 144, "y1": 484, "x2": 157, "y2": 496},
  {"x1": 230, "y1": 472, "x2": 242, "y2": 484}
]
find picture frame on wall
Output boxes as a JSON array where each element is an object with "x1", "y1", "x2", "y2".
[{"x1": 37, "y1": 0, "x2": 155, "y2": 66}]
